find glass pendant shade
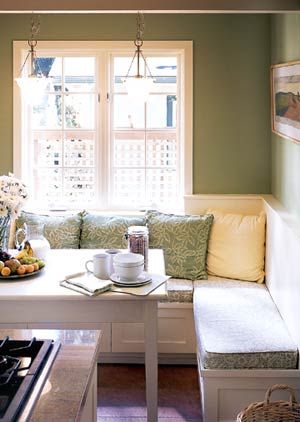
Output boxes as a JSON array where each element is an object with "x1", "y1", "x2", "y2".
[
  {"x1": 125, "y1": 76, "x2": 154, "y2": 104},
  {"x1": 15, "y1": 75, "x2": 49, "y2": 104},
  {"x1": 16, "y1": 16, "x2": 49, "y2": 104}
]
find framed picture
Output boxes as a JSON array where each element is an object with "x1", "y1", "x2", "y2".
[{"x1": 271, "y1": 60, "x2": 300, "y2": 144}]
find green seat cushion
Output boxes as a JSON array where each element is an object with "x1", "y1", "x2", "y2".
[
  {"x1": 146, "y1": 210, "x2": 213, "y2": 280},
  {"x1": 16, "y1": 211, "x2": 82, "y2": 249},
  {"x1": 80, "y1": 213, "x2": 146, "y2": 249}
]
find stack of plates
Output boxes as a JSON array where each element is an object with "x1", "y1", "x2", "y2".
[{"x1": 110, "y1": 272, "x2": 151, "y2": 287}]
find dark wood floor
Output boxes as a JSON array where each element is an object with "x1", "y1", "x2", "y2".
[{"x1": 97, "y1": 364, "x2": 202, "y2": 422}]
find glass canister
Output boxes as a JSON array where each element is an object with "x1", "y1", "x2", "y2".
[{"x1": 126, "y1": 226, "x2": 149, "y2": 271}]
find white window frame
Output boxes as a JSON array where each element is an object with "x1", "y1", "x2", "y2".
[{"x1": 13, "y1": 40, "x2": 193, "y2": 211}]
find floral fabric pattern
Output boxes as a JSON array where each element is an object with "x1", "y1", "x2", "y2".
[
  {"x1": 16, "y1": 212, "x2": 82, "y2": 249},
  {"x1": 160, "y1": 278, "x2": 194, "y2": 303},
  {"x1": 80, "y1": 214, "x2": 146, "y2": 249},
  {"x1": 146, "y1": 211, "x2": 214, "y2": 280}
]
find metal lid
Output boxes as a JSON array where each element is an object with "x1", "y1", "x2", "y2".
[
  {"x1": 113, "y1": 252, "x2": 144, "y2": 267},
  {"x1": 127, "y1": 225, "x2": 149, "y2": 235}
]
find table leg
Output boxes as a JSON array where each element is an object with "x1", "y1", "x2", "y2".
[{"x1": 144, "y1": 301, "x2": 158, "y2": 422}]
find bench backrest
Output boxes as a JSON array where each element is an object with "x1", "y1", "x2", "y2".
[{"x1": 184, "y1": 194, "x2": 300, "y2": 363}]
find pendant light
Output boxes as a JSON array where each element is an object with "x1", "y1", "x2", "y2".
[
  {"x1": 15, "y1": 15, "x2": 49, "y2": 103},
  {"x1": 124, "y1": 12, "x2": 154, "y2": 103}
]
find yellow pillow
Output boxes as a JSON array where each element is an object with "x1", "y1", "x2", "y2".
[{"x1": 206, "y1": 210, "x2": 266, "y2": 283}]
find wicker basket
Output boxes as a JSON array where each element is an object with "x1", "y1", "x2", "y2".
[{"x1": 236, "y1": 384, "x2": 300, "y2": 422}]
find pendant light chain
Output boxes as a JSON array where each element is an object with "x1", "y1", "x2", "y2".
[
  {"x1": 136, "y1": 12, "x2": 145, "y2": 47},
  {"x1": 125, "y1": 11, "x2": 153, "y2": 79}
]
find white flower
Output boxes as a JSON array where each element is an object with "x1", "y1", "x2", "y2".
[{"x1": 0, "y1": 174, "x2": 28, "y2": 218}]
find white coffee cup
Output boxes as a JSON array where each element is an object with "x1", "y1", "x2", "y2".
[{"x1": 85, "y1": 253, "x2": 110, "y2": 279}]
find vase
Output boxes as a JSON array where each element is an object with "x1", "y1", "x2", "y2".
[{"x1": 0, "y1": 214, "x2": 11, "y2": 252}]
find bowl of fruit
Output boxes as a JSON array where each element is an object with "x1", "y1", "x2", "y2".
[{"x1": 0, "y1": 250, "x2": 45, "y2": 280}]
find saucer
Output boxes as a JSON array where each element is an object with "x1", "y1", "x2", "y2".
[{"x1": 110, "y1": 272, "x2": 151, "y2": 287}]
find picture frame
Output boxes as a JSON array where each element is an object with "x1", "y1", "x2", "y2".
[{"x1": 271, "y1": 60, "x2": 300, "y2": 144}]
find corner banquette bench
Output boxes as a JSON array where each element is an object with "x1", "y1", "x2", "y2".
[
  {"x1": 185, "y1": 194, "x2": 300, "y2": 422},
  {"x1": 10, "y1": 194, "x2": 300, "y2": 422}
]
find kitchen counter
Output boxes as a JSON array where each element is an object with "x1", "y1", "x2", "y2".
[{"x1": 0, "y1": 328, "x2": 101, "y2": 421}]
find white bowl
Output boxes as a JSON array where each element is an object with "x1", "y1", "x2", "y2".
[{"x1": 113, "y1": 253, "x2": 144, "y2": 280}]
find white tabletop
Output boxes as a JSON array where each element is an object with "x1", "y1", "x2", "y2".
[{"x1": 0, "y1": 249, "x2": 167, "y2": 301}]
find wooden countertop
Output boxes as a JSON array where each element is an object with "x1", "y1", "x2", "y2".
[{"x1": 0, "y1": 328, "x2": 101, "y2": 421}]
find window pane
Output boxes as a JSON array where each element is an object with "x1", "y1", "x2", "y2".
[
  {"x1": 33, "y1": 168, "x2": 63, "y2": 203},
  {"x1": 33, "y1": 131, "x2": 62, "y2": 167},
  {"x1": 64, "y1": 132, "x2": 95, "y2": 167},
  {"x1": 64, "y1": 94, "x2": 95, "y2": 129},
  {"x1": 146, "y1": 132, "x2": 177, "y2": 167},
  {"x1": 113, "y1": 94, "x2": 144, "y2": 128},
  {"x1": 114, "y1": 57, "x2": 131, "y2": 93},
  {"x1": 146, "y1": 168, "x2": 178, "y2": 205},
  {"x1": 32, "y1": 94, "x2": 62, "y2": 129},
  {"x1": 64, "y1": 57, "x2": 95, "y2": 92},
  {"x1": 147, "y1": 94, "x2": 177, "y2": 128},
  {"x1": 147, "y1": 57, "x2": 177, "y2": 94},
  {"x1": 63, "y1": 168, "x2": 95, "y2": 203},
  {"x1": 36, "y1": 57, "x2": 62, "y2": 93},
  {"x1": 114, "y1": 132, "x2": 145, "y2": 167},
  {"x1": 112, "y1": 169, "x2": 145, "y2": 205}
]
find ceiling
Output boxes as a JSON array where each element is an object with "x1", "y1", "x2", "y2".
[{"x1": 1, "y1": 0, "x2": 300, "y2": 13}]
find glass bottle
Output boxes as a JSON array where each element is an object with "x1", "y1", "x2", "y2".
[{"x1": 15, "y1": 222, "x2": 50, "y2": 261}]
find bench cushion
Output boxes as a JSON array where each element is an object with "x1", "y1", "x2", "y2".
[
  {"x1": 194, "y1": 277, "x2": 298, "y2": 369},
  {"x1": 160, "y1": 278, "x2": 194, "y2": 303}
]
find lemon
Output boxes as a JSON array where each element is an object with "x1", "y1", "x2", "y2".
[{"x1": 0, "y1": 261, "x2": 4, "y2": 271}]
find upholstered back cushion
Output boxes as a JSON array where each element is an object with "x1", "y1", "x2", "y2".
[
  {"x1": 16, "y1": 211, "x2": 82, "y2": 249},
  {"x1": 146, "y1": 210, "x2": 214, "y2": 280},
  {"x1": 80, "y1": 213, "x2": 146, "y2": 249},
  {"x1": 206, "y1": 210, "x2": 266, "y2": 283}
]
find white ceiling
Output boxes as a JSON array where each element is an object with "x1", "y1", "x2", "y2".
[{"x1": 0, "y1": 0, "x2": 299, "y2": 13}]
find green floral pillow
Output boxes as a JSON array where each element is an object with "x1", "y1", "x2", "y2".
[
  {"x1": 16, "y1": 211, "x2": 82, "y2": 249},
  {"x1": 80, "y1": 214, "x2": 146, "y2": 249},
  {"x1": 146, "y1": 211, "x2": 214, "y2": 280}
]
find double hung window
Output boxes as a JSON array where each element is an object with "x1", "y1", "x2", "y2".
[{"x1": 13, "y1": 41, "x2": 192, "y2": 211}]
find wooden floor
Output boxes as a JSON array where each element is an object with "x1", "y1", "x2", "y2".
[{"x1": 97, "y1": 364, "x2": 202, "y2": 422}]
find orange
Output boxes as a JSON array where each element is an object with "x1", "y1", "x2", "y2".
[
  {"x1": 1, "y1": 267, "x2": 11, "y2": 277},
  {"x1": 33, "y1": 263, "x2": 39, "y2": 271},
  {"x1": 25, "y1": 265, "x2": 34, "y2": 273},
  {"x1": 17, "y1": 265, "x2": 26, "y2": 275}
]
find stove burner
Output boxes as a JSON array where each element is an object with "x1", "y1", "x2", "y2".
[
  {"x1": 0, "y1": 336, "x2": 60, "y2": 422},
  {"x1": 0, "y1": 357, "x2": 7, "y2": 368}
]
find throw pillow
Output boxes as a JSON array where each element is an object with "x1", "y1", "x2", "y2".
[
  {"x1": 146, "y1": 211, "x2": 214, "y2": 280},
  {"x1": 206, "y1": 210, "x2": 266, "y2": 283},
  {"x1": 16, "y1": 211, "x2": 82, "y2": 249},
  {"x1": 80, "y1": 214, "x2": 146, "y2": 249}
]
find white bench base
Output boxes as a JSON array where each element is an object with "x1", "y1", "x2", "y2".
[{"x1": 198, "y1": 354, "x2": 300, "y2": 422}]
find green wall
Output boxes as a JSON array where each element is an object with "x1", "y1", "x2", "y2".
[
  {"x1": 0, "y1": 14, "x2": 271, "y2": 194},
  {"x1": 271, "y1": 14, "x2": 300, "y2": 221}
]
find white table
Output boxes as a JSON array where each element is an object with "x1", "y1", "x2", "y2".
[{"x1": 0, "y1": 249, "x2": 166, "y2": 422}]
